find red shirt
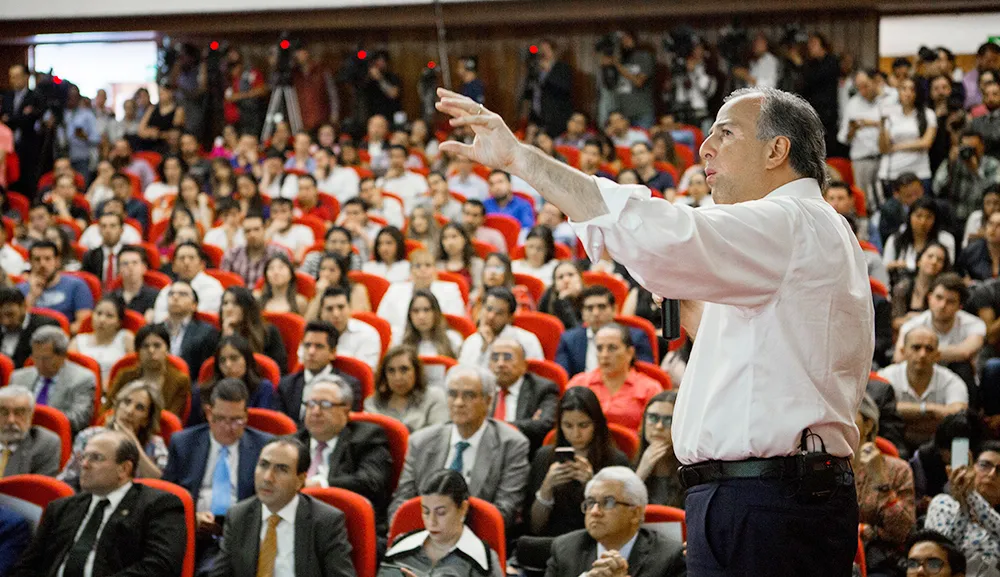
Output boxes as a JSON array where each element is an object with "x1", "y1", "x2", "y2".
[
  {"x1": 224, "y1": 68, "x2": 265, "y2": 125},
  {"x1": 567, "y1": 368, "x2": 662, "y2": 430},
  {"x1": 295, "y1": 199, "x2": 333, "y2": 222}
]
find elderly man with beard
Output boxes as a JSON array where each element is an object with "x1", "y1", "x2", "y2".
[{"x1": 0, "y1": 384, "x2": 60, "y2": 477}]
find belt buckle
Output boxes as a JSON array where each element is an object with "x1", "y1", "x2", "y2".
[{"x1": 679, "y1": 465, "x2": 701, "y2": 489}]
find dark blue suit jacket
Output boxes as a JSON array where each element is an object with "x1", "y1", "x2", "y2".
[
  {"x1": 0, "y1": 507, "x2": 31, "y2": 576},
  {"x1": 555, "y1": 326, "x2": 654, "y2": 377},
  {"x1": 161, "y1": 423, "x2": 273, "y2": 507}
]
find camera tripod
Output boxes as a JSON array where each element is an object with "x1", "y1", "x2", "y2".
[{"x1": 261, "y1": 83, "x2": 302, "y2": 142}]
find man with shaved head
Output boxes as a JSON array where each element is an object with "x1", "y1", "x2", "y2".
[
  {"x1": 879, "y1": 325, "x2": 969, "y2": 450},
  {"x1": 435, "y1": 82, "x2": 872, "y2": 574}
]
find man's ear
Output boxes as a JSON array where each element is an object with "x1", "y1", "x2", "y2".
[{"x1": 765, "y1": 136, "x2": 792, "y2": 170}]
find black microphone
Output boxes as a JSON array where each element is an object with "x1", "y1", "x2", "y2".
[{"x1": 660, "y1": 298, "x2": 681, "y2": 340}]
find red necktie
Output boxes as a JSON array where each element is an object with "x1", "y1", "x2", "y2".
[
  {"x1": 105, "y1": 251, "x2": 115, "y2": 289},
  {"x1": 493, "y1": 388, "x2": 508, "y2": 421}
]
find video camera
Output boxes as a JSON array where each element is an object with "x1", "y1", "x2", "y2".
[
  {"x1": 779, "y1": 24, "x2": 808, "y2": 47},
  {"x1": 274, "y1": 32, "x2": 297, "y2": 87},
  {"x1": 717, "y1": 26, "x2": 750, "y2": 67},
  {"x1": 918, "y1": 46, "x2": 938, "y2": 63},
  {"x1": 595, "y1": 33, "x2": 619, "y2": 57}
]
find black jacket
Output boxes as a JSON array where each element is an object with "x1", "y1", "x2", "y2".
[
  {"x1": 275, "y1": 366, "x2": 363, "y2": 426},
  {"x1": 157, "y1": 319, "x2": 219, "y2": 380},
  {"x1": 6, "y1": 314, "x2": 60, "y2": 368},
  {"x1": 504, "y1": 373, "x2": 559, "y2": 456},
  {"x1": 544, "y1": 527, "x2": 686, "y2": 577}
]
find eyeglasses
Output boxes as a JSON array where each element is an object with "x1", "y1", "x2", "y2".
[
  {"x1": 211, "y1": 415, "x2": 247, "y2": 427},
  {"x1": 302, "y1": 400, "x2": 347, "y2": 410},
  {"x1": 975, "y1": 459, "x2": 1000, "y2": 475},
  {"x1": 447, "y1": 389, "x2": 481, "y2": 401},
  {"x1": 905, "y1": 557, "x2": 946, "y2": 574},
  {"x1": 645, "y1": 413, "x2": 673, "y2": 428},
  {"x1": 580, "y1": 496, "x2": 636, "y2": 513},
  {"x1": 80, "y1": 452, "x2": 110, "y2": 463}
]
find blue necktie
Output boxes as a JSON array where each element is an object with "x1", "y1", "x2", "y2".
[
  {"x1": 211, "y1": 446, "x2": 232, "y2": 516},
  {"x1": 449, "y1": 441, "x2": 471, "y2": 474},
  {"x1": 36, "y1": 377, "x2": 53, "y2": 406}
]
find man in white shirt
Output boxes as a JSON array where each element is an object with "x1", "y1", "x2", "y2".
[
  {"x1": 837, "y1": 70, "x2": 894, "y2": 205},
  {"x1": 314, "y1": 286, "x2": 382, "y2": 369},
  {"x1": 0, "y1": 220, "x2": 26, "y2": 274},
  {"x1": 879, "y1": 325, "x2": 969, "y2": 450},
  {"x1": 459, "y1": 287, "x2": 543, "y2": 367},
  {"x1": 435, "y1": 85, "x2": 873, "y2": 575},
  {"x1": 211, "y1": 436, "x2": 357, "y2": 577},
  {"x1": 461, "y1": 199, "x2": 508, "y2": 254},
  {"x1": 736, "y1": 33, "x2": 780, "y2": 89},
  {"x1": 78, "y1": 198, "x2": 143, "y2": 250},
  {"x1": 447, "y1": 155, "x2": 489, "y2": 200},
  {"x1": 357, "y1": 177, "x2": 404, "y2": 229},
  {"x1": 151, "y1": 242, "x2": 225, "y2": 323},
  {"x1": 266, "y1": 198, "x2": 315, "y2": 263},
  {"x1": 203, "y1": 199, "x2": 246, "y2": 253},
  {"x1": 377, "y1": 144, "x2": 429, "y2": 212},
  {"x1": 894, "y1": 272, "x2": 985, "y2": 386}
]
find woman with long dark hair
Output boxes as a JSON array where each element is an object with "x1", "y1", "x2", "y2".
[
  {"x1": 364, "y1": 346, "x2": 448, "y2": 432},
  {"x1": 399, "y1": 289, "x2": 463, "y2": 357},
  {"x1": 304, "y1": 252, "x2": 370, "y2": 318},
  {"x1": 362, "y1": 226, "x2": 411, "y2": 283},
  {"x1": 219, "y1": 286, "x2": 287, "y2": 374},
  {"x1": 188, "y1": 334, "x2": 275, "y2": 425},
  {"x1": 878, "y1": 77, "x2": 937, "y2": 191},
  {"x1": 537, "y1": 261, "x2": 585, "y2": 329},
  {"x1": 526, "y1": 386, "x2": 629, "y2": 536},
  {"x1": 634, "y1": 391, "x2": 684, "y2": 508},
  {"x1": 511, "y1": 225, "x2": 560, "y2": 287},
  {"x1": 258, "y1": 253, "x2": 308, "y2": 314},
  {"x1": 890, "y1": 242, "x2": 950, "y2": 332},
  {"x1": 436, "y1": 222, "x2": 483, "y2": 293},
  {"x1": 883, "y1": 196, "x2": 955, "y2": 281}
]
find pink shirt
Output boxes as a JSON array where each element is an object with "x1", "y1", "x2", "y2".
[
  {"x1": 0, "y1": 123, "x2": 13, "y2": 188},
  {"x1": 567, "y1": 368, "x2": 662, "y2": 430}
]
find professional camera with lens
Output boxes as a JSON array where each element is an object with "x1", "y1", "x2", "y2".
[
  {"x1": 717, "y1": 27, "x2": 750, "y2": 67},
  {"x1": 273, "y1": 33, "x2": 296, "y2": 87},
  {"x1": 959, "y1": 145, "x2": 977, "y2": 161},
  {"x1": 779, "y1": 24, "x2": 808, "y2": 47},
  {"x1": 918, "y1": 46, "x2": 938, "y2": 63},
  {"x1": 595, "y1": 33, "x2": 618, "y2": 57},
  {"x1": 662, "y1": 26, "x2": 697, "y2": 77}
]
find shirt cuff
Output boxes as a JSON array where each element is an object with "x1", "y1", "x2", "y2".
[{"x1": 568, "y1": 176, "x2": 652, "y2": 263}]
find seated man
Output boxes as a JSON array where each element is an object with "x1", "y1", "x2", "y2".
[
  {"x1": 78, "y1": 198, "x2": 143, "y2": 250},
  {"x1": 902, "y1": 530, "x2": 966, "y2": 577},
  {"x1": 162, "y1": 379, "x2": 273, "y2": 566},
  {"x1": 16, "y1": 203, "x2": 53, "y2": 251},
  {"x1": 556, "y1": 285, "x2": 654, "y2": 377},
  {"x1": 880, "y1": 326, "x2": 969, "y2": 451},
  {"x1": 157, "y1": 280, "x2": 219, "y2": 386},
  {"x1": 211, "y1": 437, "x2": 356, "y2": 577},
  {"x1": 605, "y1": 111, "x2": 650, "y2": 147},
  {"x1": 10, "y1": 430, "x2": 186, "y2": 577},
  {"x1": 109, "y1": 246, "x2": 160, "y2": 316},
  {"x1": 8, "y1": 326, "x2": 96, "y2": 434},
  {"x1": 0, "y1": 287, "x2": 60, "y2": 368},
  {"x1": 489, "y1": 337, "x2": 558, "y2": 456},
  {"x1": 294, "y1": 174, "x2": 335, "y2": 221},
  {"x1": 448, "y1": 155, "x2": 489, "y2": 200},
  {"x1": 46, "y1": 174, "x2": 89, "y2": 233},
  {"x1": 313, "y1": 287, "x2": 381, "y2": 369},
  {"x1": 0, "y1": 384, "x2": 61, "y2": 477},
  {"x1": 484, "y1": 170, "x2": 535, "y2": 230},
  {"x1": 376, "y1": 144, "x2": 429, "y2": 212},
  {"x1": 358, "y1": 176, "x2": 404, "y2": 229},
  {"x1": 389, "y1": 365, "x2": 530, "y2": 529},
  {"x1": 150, "y1": 241, "x2": 225, "y2": 322},
  {"x1": 81, "y1": 212, "x2": 127, "y2": 290},
  {"x1": 18, "y1": 240, "x2": 93, "y2": 334},
  {"x1": 98, "y1": 172, "x2": 149, "y2": 235},
  {"x1": 458, "y1": 287, "x2": 544, "y2": 367},
  {"x1": 462, "y1": 199, "x2": 507, "y2": 253},
  {"x1": 266, "y1": 198, "x2": 315, "y2": 263},
  {"x1": 578, "y1": 139, "x2": 616, "y2": 180},
  {"x1": 275, "y1": 321, "x2": 364, "y2": 425},
  {"x1": 545, "y1": 467, "x2": 686, "y2": 577},
  {"x1": 220, "y1": 212, "x2": 286, "y2": 287},
  {"x1": 298, "y1": 377, "x2": 392, "y2": 537},
  {"x1": 0, "y1": 508, "x2": 30, "y2": 576},
  {"x1": 630, "y1": 142, "x2": 676, "y2": 196},
  {"x1": 894, "y1": 273, "x2": 985, "y2": 386}
]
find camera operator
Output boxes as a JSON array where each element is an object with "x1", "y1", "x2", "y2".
[
  {"x1": 361, "y1": 50, "x2": 401, "y2": 124},
  {"x1": 596, "y1": 31, "x2": 655, "y2": 129},
  {"x1": 293, "y1": 43, "x2": 338, "y2": 133},
  {"x1": 172, "y1": 44, "x2": 207, "y2": 142},
  {"x1": 796, "y1": 33, "x2": 841, "y2": 155},
  {"x1": 933, "y1": 128, "x2": 1000, "y2": 234},
  {"x1": 223, "y1": 48, "x2": 269, "y2": 137},
  {"x1": 1, "y1": 65, "x2": 43, "y2": 195},
  {"x1": 970, "y1": 81, "x2": 1000, "y2": 160},
  {"x1": 57, "y1": 84, "x2": 99, "y2": 182},
  {"x1": 731, "y1": 33, "x2": 780, "y2": 89},
  {"x1": 457, "y1": 56, "x2": 485, "y2": 105},
  {"x1": 929, "y1": 74, "x2": 967, "y2": 174},
  {"x1": 521, "y1": 39, "x2": 573, "y2": 138},
  {"x1": 668, "y1": 40, "x2": 717, "y2": 132}
]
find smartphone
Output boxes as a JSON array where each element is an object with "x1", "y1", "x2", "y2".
[
  {"x1": 951, "y1": 437, "x2": 970, "y2": 469},
  {"x1": 554, "y1": 447, "x2": 575, "y2": 464}
]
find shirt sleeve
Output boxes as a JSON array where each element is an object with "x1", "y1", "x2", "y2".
[
  {"x1": 943, "y1": 370, "x2": 970, "y2": 404},
  {"x1": 73, "y1": 279, "x2": 94, "y2": 311},
  {"x1": 570, "y1": 177, "x2": 797, "y2": 309}
]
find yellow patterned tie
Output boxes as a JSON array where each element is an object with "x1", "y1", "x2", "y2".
[
  {"x1": 0, "y1": 447, "x2": 10, "y2": 477},
  {"x1": 256, "y1": 514, "x2": 281, "y2": 577}
]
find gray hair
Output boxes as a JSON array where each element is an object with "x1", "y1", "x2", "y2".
[
  {"x1": 858, "y1": 393, "x2": 880, "y2": 442},
  {"x1": 726, "y1": 87, "x2": 829, "y2": 189},
  {"x1": 445, "y1": 364, "x2": 496, "y2": 400},
  {"x1": 0, "y1": 384, "x2": 35, "y2": 411},
  {"x1": 586, "y1": 466, "x2": 648, "y2": 510},
  {"x1": 30, "y1": 325, "x2": 69, "y2": 355},
  {"x1": 309, "y1": 375, "x2": 354, "y2": 409}
]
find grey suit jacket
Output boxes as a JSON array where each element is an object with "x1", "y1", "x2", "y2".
[
  {"x1": 211, "y1": 494, "x2": 356, "y2": 577},
  {"x1": 389, "y1": 418, "x2": 530, "y2": 528},
  {"x1": 9, "y1": 362, "x2": 96, "y2": 434},
  {"x1": 544, "y1": 527, "x2": 686, "y2": 577},
  {"x1": 4, "y1": 426, "x2": 61, "y2": 477}
]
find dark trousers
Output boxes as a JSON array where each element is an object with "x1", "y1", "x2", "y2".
[{"x1": 685, "y1": 476, "x2": 859, "y2": 576}]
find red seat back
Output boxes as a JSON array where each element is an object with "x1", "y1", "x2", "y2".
[
  {"x1": 302, "y1": 487, "x2": 376, "y2": 577},
  {"x1": 526, "y1": 359, "x2": 569, "y2": 395},
  {"x1": 870, "y1": 277, "x2": 888, "y2": 299},
  {"x1": 32, "y1": 405, "x2": 72, "y2": 467},
  {"x1": 198, "y1": 354, "x2": 281, "y2": 386},
  {"x1": 0, "y1": 353, "x2": 13, "y2": 386},
  {"x1": 435, "y1": 271, "x2": 470, "y2": 304},
  {"x1": 484, "y1": 214, "x2": 520, "y2": 252},
  {"x1": 826, "y1": 157, "x2": 855, "y2": 187},
  {"x1": 512, "y1": 311, "x2": 564, "y2": 361},
  {"x1": 389, "y1": 497, "x2": 506, "y2": 571},
  {"x1": 644, "y1": 505, "x2": 686, "y2": 540},
  {"x1": 79, "y1": 309, "x2": 147, "y2": 334},
  {"x1": 634, "y1": 360, "x2": 672, "y2": 391},
  {"x1": 444, "y1": 314, "x2": 476, "y2": 338},
  {"x1": 204, "y1": 269, "x2": 246, "y2": 289},
  {"x1": 247, "y1": 407, "x2": 297, "y2": 435},
  {"x1": 30, "y1": 307, "x2": 70, "y2": 334},
  {"x1": 350, "y1": 412, "x2": 410, "y2": 493},
  {"x1": 615, "y1": 315, "x2": 659, "y2": 362},
  {"x1": 513, "y1": 273, "x2": 546, "y2": 304},
  {"x1": 262, "y1": 311, "x2": 305, "y2": 372},
  {"x1": 159, "y1": 410, "x2": 182, "y2": 445},
  {"x1": 0, "y1": 474, "x2": 74, "y2": 509},
  {"x1": 347, "y1": 271, "x2": 391, "y2": 311},
  {"x1": 333, "y1": 356, "x2": 374, "y2": 400},
  {"x1": 107, "y1": 270, "x2": 172, "y2": 291},
  {"x1": 351, "y1": 312, "x2": 391, "y2": 358},
  {"x1": 134, "y1": 478, "x2": 195, "y2": 577},
  {"x1": 471, "y1": 239, "x2": 498, "y2": 260},
  {"x1": 875, "y1": 436, "x2": 899, "y2": 458}
]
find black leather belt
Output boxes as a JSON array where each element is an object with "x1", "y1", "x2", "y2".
[{"x1": 678, "y1": 455, "x2": 852, "y2": 490}]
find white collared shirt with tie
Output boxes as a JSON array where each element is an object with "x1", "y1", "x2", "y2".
[
  {"x1": 445, "y1": 420, "x2": 488, "y2": 481},
  {"x1": 57, "y1": 482, "x2": 133, "y2": 577},
  {"x1": 571, "y1": 177, "x2": 874, "y2": 464},
  {"x1": 260, "y1": 495, "x2": 298, "y2": 577},
  {"x1": 306, "y1": 436, "x2": 338, "y2": 488},
  {"x1": 497, "y1": 377, "x2": 523, "y2": 422},
  {"x1": 197, "y1": 435, "x2": 239, "y2": 513}
]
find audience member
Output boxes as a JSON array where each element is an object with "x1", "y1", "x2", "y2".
[
  {"x1": 448, "y1": 156, "x2": 490, "y2": 200},
  {"x1": 462, "y1": 199, "x2": 508, "y2": 253},
  {"x1": 151, "y1": 242, "x2": 224, "y2": 321},
  {"x1": 220, "y1": 286, "x2": 288, "y2": 374},
  {"x1": 69, "y1": 294, "x2": 134, "y2": 384},
  {"x1": 378, "y1": 144, "x2": 430, "y2": 212},
  {"x1": 483, "y1": 170, "x2": 534, "y2": 230},
  {"x1": 963, "y1": 185, "x2": 1000, "y2": 248},
  {"x1": 104, "y1": 171, "x2": 150, "y2": 234},
  {"x1": 437, "y1": 222, "x2": 484, "y2": 294},
  {"x1": 378, "y1": 249, "x2": 465, "y2": 337},
  {"x1": 405, "y1": 206, "x2": 441, "y2": 257},
  {"x1": 81, "y1": 212, "x2": 126, "y2": 290},
  {"x1": 911, "y1": 412, "x2": 981, "y2": 514},
  {"x1": 308, "y1": 286, "x2": 380, "y2": 369},
  {"x1": 511, "y1": 226, "x2": 560, "y2": 287},
  {"x1": 106, "y1": 323, "x2": 191, "y2": 419},
  {"x1": 363, "y1": 226, "x2": 412, "y2": 283},
  {"x1": 933, "y1": 129, "x2": 1000, "y2": 232},
  {"x1": 18, "y1": 240, "x2": 93, "y2": 333},
  {"x1": 190, "y1": 335, "x2": 276, "y2": 426},
  {"x1": 903, "y1": 530, "x2": 967, "y2": 577},
  {"x1": 0, "y1": 287, "x2": 60, "y2": 368},
  {"x1": 315, "y1": 147, "x2": 361, "y2": 203},
  {"x1": 489, "y1": 337, "x2": 558, "y2": 453},
  {"x1": 0, "y1": 507, "x2": 30, "y2": 577},
  {"x1": 883, "y1": 197, "x2": 956, "y2": 282},
  {"x1": 630, "y1": 141, "x2": 676, "y2": 195},
  {"x1": 0, "y1": 384, "x2": 60, "y2": 477},
  {"x1": 264, "y1": 197, "x2": 314, "y2": 263},
  {"x1": 971, "y1": 81, "x2": 1000, "y2": 158},
  {"x1": 556, "y1": 286, "x2": 654, "y2": 377},
  {"x1": 879, "y1": 77, "x2": 937, "y2": 191},
  {"x1": 365, "y1": 346, "x2": 448, "y2": 432},
  {"x1": 358, "y1": 176, "x2": 405, "y2": 229},
  {"x1": 78, "y1": 198, "x2": 143, "y2": 250},
  {"x1": 397, "y1": 289, "x2": 463, "y2": 355},
  {"x1": 892, "y1": 242, "x2": 950, "y2": 333},
  {"x1": 203, "y1": 198, "x2": 245, "y2": 253},
  {"x1": 258, "y1": 253, "x2": 308, "y2": 314},
  {"x1": 957, "y1": 210, "x2": 1000, "y2": 283},
  {"x1": 108, "y1": 245, "x2": 158, "y2": 316},
  {"x1": 459, "y1": 287, "x2": 544, "y2": 367},
  {"x1": 220, "y1": 213, "x2": 286, "y2": 288},
  {"x1": 537, "y1": 261, "x2": 584, "y2": 329},
  {"x1": 633, "y1": 391, "x2": 687, "y2": 511}
]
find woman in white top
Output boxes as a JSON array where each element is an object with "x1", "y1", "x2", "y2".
[
  {"x1": 377, "y1": 249, "x2": 466, "y2": 338},
  {"x1": 883, "y1": 196, "x2": 956, "y2": 282},
  {"x1": 878, "y1": 78, "x2": 937, "y2": 186},
  {"x1": 69, "y1": 295, "x2": 135, "y2": 384},
  {"x1": 680, "y1": 170, "x2": 715, "y2": 208},
  {"x1": 256, "y1": 253, "x2": 309, "y2": 315},
  {"x1": 963, "y1": 186, "x2": 1000, "y2": 248},
  {"x1": 395, "y1": 289, "x2": 464, "y2": 357},
  {"x1": 362, "y1": 226, "x2": 411, "y2": 283},
  {"x1": 511, "y1": 226, "x2": 561, "y2": 288},
  {"x1": 144, "y1": 155, "x2": 185, "y2": 205},
  {"x1": 86, "y1": 160, "x2": 115, "y2": 208}
]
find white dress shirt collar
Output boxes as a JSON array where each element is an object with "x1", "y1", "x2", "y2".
[
  {"x1": 259, "y1": 495, "x2": 298, "y2": 577},
  {"x1": 261, "y1": 493, "x2": 299, "y2": 524},
  {"x1": 501, "y1": 376, "x2": 524, "y2": 422}
]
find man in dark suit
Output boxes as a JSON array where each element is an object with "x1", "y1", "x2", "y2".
[
  {"x1": 210, "y1": 437, "x2": 356, "y2": 577},
  {"x1": 0, "y1": 384, "x2": 61, "y2": 477},
  {"x1": 0, "y1": 507, "x2": 30, "y2": 576},
  {"x1": 298, "y1": 377, "x2": 392, "y2": 538},
  {"x1": 545, "y1": 467, "x2": 686, "y2": 577},
  {"x1": 1, "y1": 64, "x2": 43, "y2": 195},
  {"x1": 556, "y1": 286, "x2": 654, "y2": 377},
  {"x1": 10, "y1": 429, "x2": 186, "y2": 577},
  {"x1": 81, "y1": 212, "x2": 126, "y2": 289},
  {"x1": 0, "y1": 287, "x2": 59, "y2": 368},
  {"x1": 162, "y1": 378, "x2": 273, "y2": 566},
  {"x1": 276, "y1": 321, "x2": 363, "y2": 425},
  {"x1": 523, "y1": 39, "x2": 574, "y2": 138},
  {"x1": 489, "y1": 337, "x2": 557, "y2": 456},
  {"x1": 157, "y1": 280, "x2": 219, "y2": 381}
]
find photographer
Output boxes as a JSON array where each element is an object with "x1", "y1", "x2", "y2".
[
  {"x1": 596, "y1": 31, "x2": 655, "y2": 129},
  {"x1": 521, "y1": 39, "x2": 573, "y2": 138},
  {"x1": 929, "y1": 74, "x2": 967, "y2": 174},
  {"x1": 933, "y1": 128, "x2": 1000, "y2": 233},
  {"x1": 457, "y1": 56, "x2": 485, "y2": 105},
  {"x1": 361, "y1": 51, "x2": 401, "y2": 124},
  {"x1": 667, "y1": 40, "x2": 717, "y2": 131}
]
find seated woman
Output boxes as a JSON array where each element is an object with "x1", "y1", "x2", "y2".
[
  {"x1": 187, "y1": 334, "x2": 276, "y2": 425},
  {"x1": 405, "y1": 206, "x2": 441, "y2": 258},
  {"x1": 171, "y1": 173, "x2": 214, "y2": 231},
  {"x1": 235, "y1": 172, "x2": 270, "y2": 220},
  {"x1": 679, "y1": 169, "x2": 714, "y2": 207},
  {"x1": 69, "y1": 294, "x2": 135, "y2": 384},
  {"x1": 526, "y1": 387, "x2": 630, "y2": 536},
  {"x1": 379, "y1": 469, "x2": 504, "y2": 577},
  {"x1": 511, "y1": 226, "x2": 560, "y2": 288},
  {"x1": 537, "y1": 261, "x2": 585, "y2": 329},
  {"x1": 925, "y1": 441, "x2": 1000, "y2": 575},
  {"x1": 377, "y1": 249, "x2": 466, "y2": 338},
  {"x1": 363, "y1": 226, "x2": 411, "y2": 283},
  {"x1": 304, "y1": 252, "x2": 370, "y2": 319},
  {"x1": 634, "y1": 391, "x2": 684, "y2": 508},
  {"x1": 300, "y1": 226, "x2": 363, "y2": 276},
  {"x1": 106, "y1": 324, "x2": 190, "y2": 419},
  {"x1": 144, "y1": 154, "x2": 185, "y2": 205},
  {"x1": 257, "y1": 253, "x2": 308, "y2": 314},
  {"x1": 397, "y1": 289, "x2": 464, "y2": 356},
  {"x1": 855, "y1": 394, "x2": 916, "y2": 576},
  {"x1": 437, "y1": 223, "x2": 483, "y2": 294},
  {"x1": 957, "y1": 211, "x2": 1000, "y2": 283},
  {"x1": 883, "y1": 196, "x2": 956, "y2": 285},
  {"x1": 44, "y1": 226, "x2": 81, "y2": 272},
  {"x1": 157, "y1": 205, "x2": 197, "y2": 259},
  {"x1": 963, "y1": 184, "x2": 1000, "y2": 248},
  {"x1": 364, "y1": 346, "x2": 448, "y2": 432},
  {"x1": 566, "y1": 323, "x2": 662, "y2": 430},
  {"x1": 891, "y1": 242, "x2": 950, "y2": 333},
  {"x1": 220, "y1": 287, "x2": 287, "y2": 374},
  {"x1": 59, "y1": 380, "x2": 168, "y2": 490},
  {"x1": 470, "y1": 252, "x2": 534, "y2": 323}
]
